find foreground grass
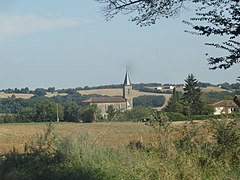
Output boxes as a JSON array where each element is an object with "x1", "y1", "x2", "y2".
[{"x1": 0, "y1": 119, "x2": 240, "y2": 179}]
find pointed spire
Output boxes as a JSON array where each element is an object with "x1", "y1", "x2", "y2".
[{"x1": 123, "y1": 71, "x2": 131, "y2": 86}]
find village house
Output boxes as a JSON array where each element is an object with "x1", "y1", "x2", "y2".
[
  {"x1": 212, "y1": 96, "x2": 240, "y2": 115},
  {"x1": 83, "y1": 72, "x2": 133, "y2": 118}
]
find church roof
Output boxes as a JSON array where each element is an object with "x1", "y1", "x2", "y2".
[
  {"x1": 83, "y1": 96, "x2": 127, "y2": 103},
  {"x1": 123, "y1": 71, "x2": 131, "y2": 86}
]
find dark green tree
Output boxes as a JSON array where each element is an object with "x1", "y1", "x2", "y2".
[
  {"x1": 34, "y1": 88, "x2": 47, "y2": 96},
  {"x1": 20, "y1": 87, "x2": 30, "y2": 94},
  {"x1": 182, "y1": 74, "x2": 209, "y2": 115},
  {"x1": 126, "y1": 106, "x2": 152, "y2": 122},
  {"x1": 16, "y1": 108, "x2": 34, "y2": 122},
  {"x1": 163, "y1": 87, "x2": 183, "y2": 113},
  {"x1": 80, "y1": 105, "x2": 98, "y2": 123},
  {"x1": 47, "y1": 87, "x2": 56, "y2": 93},
  {"x1": 64, "y1": 101, "x2": 80, "y2": 122},
  {"x1": 34, "y1": 100, "x2": 64, "y2": 122},
  {"x1": 133, "y1": 95, "x2": 165, "y2": 107}
]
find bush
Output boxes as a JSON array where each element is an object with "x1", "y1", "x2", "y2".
[
  {"x1": 0, "y1": 114, "x2": 17, "y2": 123},
  {"x1": 115, "y1": 106, "x2": 152, "y2": 122},
  {"x1": 133, "y1": 95, "x2": 165, "y2": 107},
  {"x1": 165, "y1": 112, "x2": 186, "y2": 121}
]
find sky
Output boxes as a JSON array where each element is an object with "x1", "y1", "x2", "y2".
[{"x1": 0, "y1": 0, "x2": 239, "y2": 89}]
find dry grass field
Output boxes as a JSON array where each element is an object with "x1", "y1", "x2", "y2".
[
  {"x1": 0, "y1": 92, "x2": 34, "y2": 99},
  {"x1": 0, "y1": 122, "x2": 156, "y2": 155},
  {"x1": 79, "y1": 88, "x2": 171, "y2": 98},
  {"x1": 176, "y1": 86, "x2": 230, "y2": 93},
  {"x1": 0, "y1": 92, "x2": 67, "y2": 99}
]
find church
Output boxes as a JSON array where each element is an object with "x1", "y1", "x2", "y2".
[{"x1": 83, "y1": 72, "x2": 133, "y2": 118}]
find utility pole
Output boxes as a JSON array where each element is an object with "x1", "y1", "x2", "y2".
[{"x1": 57, "y1": 103, "x2": 59, "y2": 122}]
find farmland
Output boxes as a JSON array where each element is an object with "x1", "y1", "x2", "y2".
[
  {"x1": 0, "y1": 122, "x2": 155, "y2": 155},
  {"x1": 1, "y1": 120, "x2": 239, "y2": 179}
]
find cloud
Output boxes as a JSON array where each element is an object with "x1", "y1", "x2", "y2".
[{"x1": 0, "y1": 13, "x2": 90, "y2": 37}]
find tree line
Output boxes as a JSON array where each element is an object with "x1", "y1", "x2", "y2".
[
  {"x1": 0, "y1": 89, "x2": 167, "y2": 123},
  {"x1": 0, "y1": 73, "x2": 238, "y2": 123}
]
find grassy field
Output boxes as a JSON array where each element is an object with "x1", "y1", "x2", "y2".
[{"x1": 0, "y1": 122, "x2": 155, "y2": 155}]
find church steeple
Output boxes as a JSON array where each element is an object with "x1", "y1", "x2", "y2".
[
  {"x1": 123, "y1": 71, "x2": 131, "y2": 86},
  {"x1": 123, "y1": 71, "x2": 133, "y2": 110}
]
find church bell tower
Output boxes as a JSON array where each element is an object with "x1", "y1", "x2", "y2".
[{"x1": 123, "y1": 71, "x2": 133, "y2": 110}]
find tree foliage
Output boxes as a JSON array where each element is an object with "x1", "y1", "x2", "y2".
[
  {"x1": 184, "y1": 0, "x2": 240, "y2": 70},
  {"x1": 107, "y1": 105, "x2": 118, "y2": 120},
  {"x1": 133, "y1": 95, "x2": 165, "y2": 107},
  {"x1": 164, "y1": 74, "x2": 214, "y2": 116},
  {"x1": 163, "y1": 87, "x2": 183, "y2": 112},
  {"x1": 80, "y1": 105, "x2": 98, "y2": 123},
  {"x1": 34, "y1": 88, "x2": 47, "y2": 96},
  {"x1": 96, "y1": 0, "x2": 240, "y2": 69},
  {"x1": 64, "y1": 101, "x2": 80, "y2": 122},
  {"x1": 34, "y1": 100, "x2": 64, "y2": 122},
  {"x1": 96, "y1": 0, "x2": 186, "y2": 26}
]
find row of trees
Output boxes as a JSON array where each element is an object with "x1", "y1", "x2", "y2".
[
  {"x1": 0, "y1": 89, "x2": 167, "y2": 123},
  {"x1": 0, "y1": 99, "x2": 98, "y2": 123}
]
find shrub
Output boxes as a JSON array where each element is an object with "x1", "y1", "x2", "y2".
[{"x1": 165, "y1": 112, "x2": 186, "y2": 121}]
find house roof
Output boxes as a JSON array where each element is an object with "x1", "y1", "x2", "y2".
[
  {"x1": 83, "y1": 96, "x2": 127, "y2": 103},
  {"x1": 212, "y1": 100, "x2": 238, "y2": 108}
]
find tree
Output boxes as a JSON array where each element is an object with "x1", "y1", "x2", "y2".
[
  {"x1": 133, "y1": 95, "x2": 165, "y2": 107},
  {"x1": 64, "y1": 101, "x2": 80, "y2": 122},
  {"x1": 184, "y1": 0, "x2": 240, "y2": 70},
  {"x1": 47, "y1": 87, "x2": 55, "y2": 93},
  {"x1": 182, "y1": 74, "x2": 203, "y2": 115},
  {"x1": 34, "y1": 100, "x2": 64, "y2": 122},
  {"x1": 106, "y1": 105, "x2": 118, "y2": 120},
  {"x1": 16, "y1": 108, "x2": 34, "y2": 122},
  {"x1": 34, "y1": 88, "x2": 47, "y2": 96},
  {"x1": 163, "y1": 87, "x2": 183, "y2": 112},
  {"x1": 96, "y1": 0, "x2": 240, "y2": 69},
  {"x1": 80, "y1": 105, "x2": 98, "y2": 123},
  {"x1": 96, "y1": 0, "x2": 186, "y2": 26},
  {"x1": 126, "y1": 106, "x2": 153, "y2": 122}
]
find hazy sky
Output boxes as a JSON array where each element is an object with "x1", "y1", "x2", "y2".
[{"x1": 0, "y1": 0, "x2": 239, "y2": 89}]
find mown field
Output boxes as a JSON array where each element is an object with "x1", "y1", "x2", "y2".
[
  {"x1": 0, "y1": 120, "x2": 240, "y2": 179},
  {"x1": 0, "y1": 122, "x2": 156, "y2": 155}
]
